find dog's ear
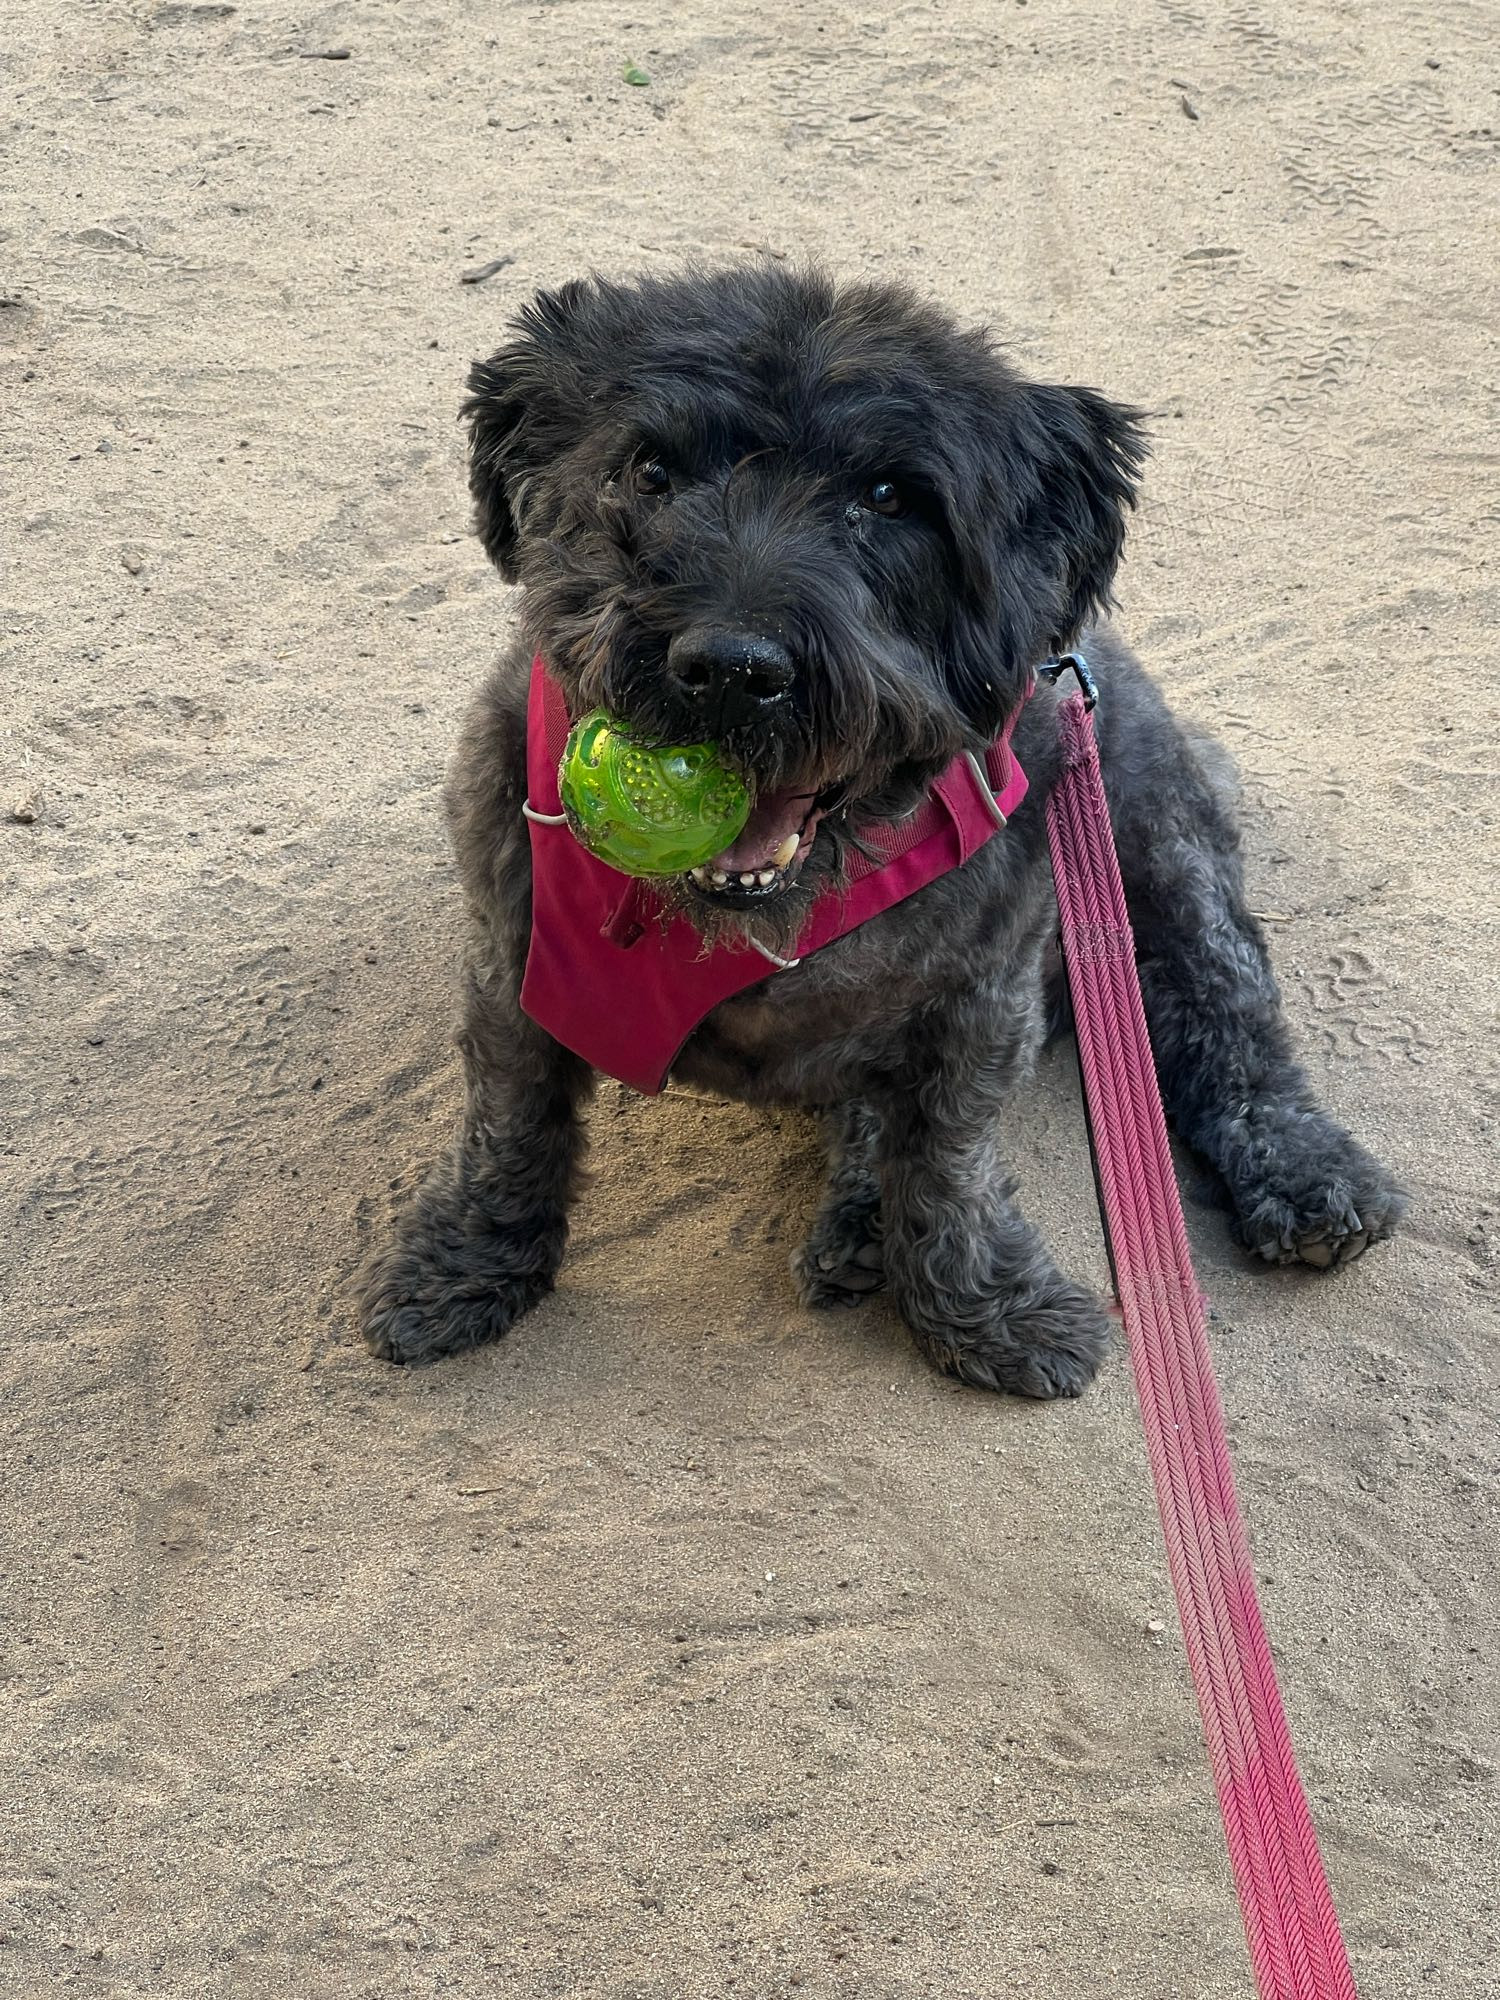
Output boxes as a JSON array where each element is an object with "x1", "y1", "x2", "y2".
[
  {"x1": 462, "y1": 280, "x2": 594, "y2": 581},
  {"x1": 941, "y1": 378, "x2": 1146, "y2": 731},
  {"x1": 1007, "y1": 382, "x2": 1148, "y2": 650}
]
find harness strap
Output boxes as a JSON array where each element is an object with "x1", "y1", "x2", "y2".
[{"x1": 1045, "y1": 681, "x2": 1359, "y2": 2000}]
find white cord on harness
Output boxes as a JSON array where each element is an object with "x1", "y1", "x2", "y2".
[
  {"x1": 963, "y1": 751, "x2": 1009, "y2": 829},
  {"x1": 749, "y1": 938, "x2": 801, "y2": 972}
]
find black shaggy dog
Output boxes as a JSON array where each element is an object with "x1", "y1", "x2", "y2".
[{"x1": 359, "y1": 264, "x2": 1402, "y2": 1398}]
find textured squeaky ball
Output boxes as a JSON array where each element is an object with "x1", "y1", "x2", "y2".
[{"x1": 558, "y1": 711, "x2": 752, "y2": 877}]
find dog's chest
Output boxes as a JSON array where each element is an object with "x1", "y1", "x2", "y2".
[{"x1": 672, "y1": 848, "x2": 1053, "y2": 1105}]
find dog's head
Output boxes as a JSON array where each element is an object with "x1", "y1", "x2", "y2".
[{"x1": 465, "y1": 264, "x2": 1145, "y2": 936}]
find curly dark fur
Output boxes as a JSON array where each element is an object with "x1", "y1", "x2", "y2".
[{"x1": 358, "y1": 263, "x2": 1404, "y2": 1396}]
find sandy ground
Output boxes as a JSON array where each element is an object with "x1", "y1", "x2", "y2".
[{"x1": 4, "y1": 2, "x2": 1499, "y2": 1995}]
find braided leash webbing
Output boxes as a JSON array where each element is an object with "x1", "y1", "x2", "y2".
[{"x1": 1045, "y1": 683, "x2": 1358, "y2": 2000}]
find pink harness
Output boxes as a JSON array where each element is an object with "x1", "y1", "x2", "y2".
[{"x1": 519, "y1": 655, "x2": 1031, "y2": 1092}]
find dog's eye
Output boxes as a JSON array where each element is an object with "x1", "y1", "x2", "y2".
[
  {"x1": 634, "y1": 459, "x2": 671, "y2": 497},
  {"x1": 863, "y1": 478, "x2": 906, "y2": 517}
]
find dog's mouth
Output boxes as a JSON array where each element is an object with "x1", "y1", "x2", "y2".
[{"x1": 683, "y1": 784, "x2": 828, "y2": 904}]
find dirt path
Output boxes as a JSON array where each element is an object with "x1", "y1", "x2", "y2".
[{"x1": 4, "y1": 2, "x2": 1497, "y2": 1995}]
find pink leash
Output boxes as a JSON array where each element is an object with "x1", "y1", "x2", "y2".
[{"x1": 1043, "y1": 662, "x2": 1358, "y2": 2000}]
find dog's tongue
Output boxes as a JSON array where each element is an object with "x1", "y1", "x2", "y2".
[{"x1": 710, "y1": 788, "x2": 817, "y2": 872}]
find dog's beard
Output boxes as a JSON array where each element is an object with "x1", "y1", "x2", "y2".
[
  {"x1": 646, "y1": 797, "x2": 940, "y2": 957},
  {"x1": 649, "y1": 829, "x2": 845, "y2": 958}
]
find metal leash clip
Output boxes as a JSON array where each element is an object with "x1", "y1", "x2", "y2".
[{"x1": 1038, "y1": 651, "x2": 1099, "y2": 711}]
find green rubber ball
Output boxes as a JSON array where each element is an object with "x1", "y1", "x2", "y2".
[{"x1": 558, "y1": 711, "x2": 752, "y2": 877}]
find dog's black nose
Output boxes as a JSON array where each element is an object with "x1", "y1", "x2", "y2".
[{"x1": 664, "y1": 628, "x2": 795, "y2": 734}]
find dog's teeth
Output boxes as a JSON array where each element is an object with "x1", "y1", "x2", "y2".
[
  {"x1": 773, "y1": 833, "x2": 800, "y2": 869},
  {"x1": 690, "y1": 866, "x2": 708, "y2": 885},
  {"x1": 739, "y1": 873, "x2": 757, "y2": 888},
  {"x1": 757, "y1": 869, "x2": 776, "y2": 887},
  {"x1": 711, "y1": 870, "x2": 728, "y2": 887}
]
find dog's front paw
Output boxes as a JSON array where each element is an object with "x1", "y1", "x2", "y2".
[
  {"x1": 1233, "y1": 1119, "x2": 1405, "y2": 1271},
  {"x1": 361, "y1": 1262, "x2": 547, "y2": 1366},
  {"x1": 916, "y1": 1274, "x2": 1113, "y2": 1401},
  {"x1": 357, "y1": 1197, "x2": 559, "y2": 1365},
  {"x1": 792, "y1": 1188, "x2": 885, "y2": 1310}
]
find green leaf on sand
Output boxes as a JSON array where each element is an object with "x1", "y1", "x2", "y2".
[{"x1": 623, "y1": 61, "x2": 651, "y2": 86}]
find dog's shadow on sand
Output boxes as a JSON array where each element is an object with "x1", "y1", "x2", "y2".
[{"x1": 537, "y1": 1048, "x2": 1137, "y2": 1391}]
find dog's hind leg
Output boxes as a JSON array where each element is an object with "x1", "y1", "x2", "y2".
[
  {"x1": 1106, "y1": 704, "x2": 1405, "y2": 1267},
  {"x1": 358, "y1": 946, "x2": 594, "y2": 1364},
  {"x1": 792, "y1": 1101, "x2": 886, "y2": 1309}
]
